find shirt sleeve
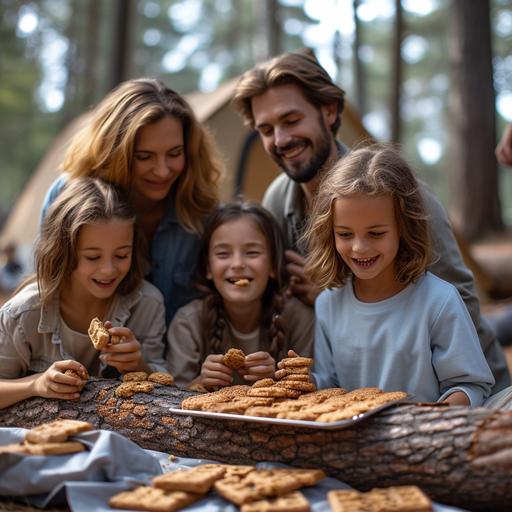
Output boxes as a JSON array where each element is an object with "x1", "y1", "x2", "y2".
[
  {"x1": 40, "y1": 175, "x2": 68, "y2": 227},
  {"x1": 284, "y1": 298, "x2": 314, "y2": 358},
  {"x1": 430, "y1": 285, "x2": 495, "y2": 406},
  {"x1": 421, "y1": 182, "x2": 510, "y2": 393},
  {"x1": 133, "y1": 294, "x2": 167, "y2": 374},
  {"x1": 0, "y1": 308, "x2": 29, "y2": 378},
  {"x1": 166, "y1": 304, "x2": 204, "y2": 387},
  {"x1": 311, "y1": 293, "x2": 340, "y2": 389}
]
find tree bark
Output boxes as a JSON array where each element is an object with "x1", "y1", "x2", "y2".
[
  {"x1": 450, "y1": 0, "x2": 503, "y2": 240},
  {"x1": 1, "y1": 379, "x2": 511, "y2": 511}
]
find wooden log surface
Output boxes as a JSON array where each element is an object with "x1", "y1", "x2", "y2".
[{"x1": 1, "y1": 378, "x2": 511, "y2": 511}]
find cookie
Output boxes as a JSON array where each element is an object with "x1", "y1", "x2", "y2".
[
  {"x1": 281, "y1": 366, "x2": 311, "y2": 375},
  {"x1": 223, "y1": 348, "x2": 246, "y2": 369},
  {"x1": 252, "y1": 378, "x2": 276, "y2": 388},
  {"x1": 25, "y1": 419, "x2": 93, "y2": 444},
  {"x1": 88, "y1": 317, "x2": 110, "y2": 350},
  {"x1": 281, "y1": 374, "x2": 310, "y2": 382},
  {"x1": 280, "y1": 357, "x2": 313, "y2": 368},
  {"x1": 327, "y1": 486, "x2": 432, "y2": 512},
  {"x1": 148, "y1": 372, "x2": 174, "y2": 386},
  {"x1": 240, "y1": 491, "x2": 310, "y2": 512},
  {"x1": 122, "y1": 371, "x2": 149, "y2": 382},
  {"x1": 186, "y1": 383, "x2": 209, "y2": 393},
  {"x1": 247, "y1": 386, "x2": 301, "y2": 399},
  {"x1": 109, "y1": 485, "x2": 200, "y2": 512},
  {"x1": 0, "y1": 441, "x2": 85, "y2": 456},
  {"x1": 275, "y1": 380, "x2": 316, "y2": 393},
  {"x1": 214, "y1": 470, "x2": 300, "y2": 505},
  {"x1": 64, "y1": 368, "x2": 90, "y2": 381},
  {"x1": 115, "y1": 381, "x2": 155, "y2": 398},
  {"x1": 234, "y1": 278, "x2": 250, "y2": 287},
  {"x1": 152, "y1": 464, "x2": 226, "y2": 493}
]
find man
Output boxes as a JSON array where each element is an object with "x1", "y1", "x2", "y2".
[{"x1": 232, "y1": 49, "x2": 510, "y2": 394}]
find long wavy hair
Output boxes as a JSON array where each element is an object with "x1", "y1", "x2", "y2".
[
  {"x1": 34, "y1": 178, "x2": 144, "y2": 305},
  {"x1": 304, "y1": 144, "x2": 431, "y2": 290},
  {"x1": 62, "y1": 78, "x2": 222, "y2": 233},
  {"x1": 195, "y1": 201, "x2": 289, "y2": 360},
  {"x1": 232, "y1": 48, "x2": 345, "y2": 136}
]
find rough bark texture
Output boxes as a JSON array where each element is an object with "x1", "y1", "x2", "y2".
[{"x1": 1, "y1": 379, "x2": 511, "y2": 511}]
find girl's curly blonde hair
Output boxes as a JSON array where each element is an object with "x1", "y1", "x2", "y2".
[{"x1": 304, "y1": 144, "x2": 431, "y2": 290}]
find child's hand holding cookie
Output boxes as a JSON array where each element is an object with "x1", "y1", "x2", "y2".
[
  {"x1": 195, "y1": 354, "x2": 233, "y2": 388},
  {"x1": 33, "y1": 360, "x2": 87, "y2": 401},
  {"x1": 100, "y1": 323, "x2": 148, "y2": 373}
]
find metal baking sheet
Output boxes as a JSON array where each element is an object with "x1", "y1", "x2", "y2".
[{"x1": 168, "y1": 396, "x2": 412, "y2": 430}]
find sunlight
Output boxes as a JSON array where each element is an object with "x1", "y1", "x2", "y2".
[
  {"x1": 417, "y1": 137, "x2": 442, "y2": 165},
  {"x1": 17, "y1": 8, "x2": 38, "y2": 36}
]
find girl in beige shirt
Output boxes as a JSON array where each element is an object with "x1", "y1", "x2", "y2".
[
  {"x1": 166, "y1": 202, "x2": 314, "y2": 389},
  {"x1": 0, "y1": 178, "x2": 166, "y2": 409}
]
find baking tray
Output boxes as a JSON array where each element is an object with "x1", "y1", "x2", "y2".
[{"x1": 168, "y1": 395, "x2": 412, "y2": 430}]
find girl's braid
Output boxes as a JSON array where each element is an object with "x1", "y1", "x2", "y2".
[
  {"x1": 266, "y1": 291, "x2": 287, "y2": 361},
  {"x1": 203, "y1": 292, "x2": 226, "y2": 355}
]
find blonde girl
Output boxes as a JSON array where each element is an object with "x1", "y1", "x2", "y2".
[
  {"x1": 304, "y1": 145, "x2": 494, "y2": 406},
  {"x1": 167, "y1": 201, "x2": 313, "y2": 389},
  {"x1": 0, "y1": 178, "x2": 166, "y2": 409},
  {"x1": 42, "y1": 78, "x2": 223, "y2": 324}
]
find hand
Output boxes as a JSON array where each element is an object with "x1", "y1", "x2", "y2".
[
  {"x1": 275, "y1": 349, "x2": 300, "y2": 379},
  {"x1": 195, "y1": 354, "x2": 233, "y2": 388},
  {"x1": 496, "y1": 124, "x2": 512, "y2": 166},
  {"x1": 33, "y1": 360, "x2": 86, "y2": 400},
  {"x1": 442, "y1": 391, "x2": 470, "y2": 406},
  {"x1": 100, "y1": 324, "x2": 146, "y2": 373},
  {"x1": 285, "y1": 250, "x2": 320, "y2": 306},
  {"x1": 242, "y1": 351, "x2": 275, "y2": 382}
]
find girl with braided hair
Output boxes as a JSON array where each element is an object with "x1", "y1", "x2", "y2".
[{"x1": 166, "y1": 201, "x2": 313, "y2": 389}]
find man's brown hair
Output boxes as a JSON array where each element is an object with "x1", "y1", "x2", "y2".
[{"x1": 232, "y1": 49, "x2": 345, "y2": 136}]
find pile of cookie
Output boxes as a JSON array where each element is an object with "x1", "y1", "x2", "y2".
[
  {"x1": 0, "y1": 419, "x2": 92, "y2": 456},
  {"x1": 182, "y1": 384, "x2": 406, "y2": 422},
  {"x1": 115, "y1": 371, "x2": 175, "y2": 398},
  {"x1": 328, "y1": 485, "x2": 432, "y2": 512},
  {"x1": 247, "y1": 356, "x2": 316, "y2": 399},
  {"x1": 109, "y1": 462, "x2": 325, "y2": 512}
]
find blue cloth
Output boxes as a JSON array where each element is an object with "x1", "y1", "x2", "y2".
[
  {"x1": 313, "y1": 273, "x2": 495, "y2": 406},
  {"x1": 0, "y1": 427, "x2": 162, "y2": 508},
  {"x1": 41, "y1": 176, "x2": 201, "y2": 325}
]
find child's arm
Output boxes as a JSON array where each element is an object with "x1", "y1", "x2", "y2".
[
  {"x1": 0, "y1": 360, "x2": 86, "y2": 409},
  {"x1": 242, "y1": 351, "x2": 275, "y2": 382},
  {"x1": 432, "y1": 286, "x2": 495, "y2": 406}
]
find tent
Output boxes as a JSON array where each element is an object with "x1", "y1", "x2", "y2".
[{"x1": 0, "y1": 78, "x2": 369, "y2": 258}]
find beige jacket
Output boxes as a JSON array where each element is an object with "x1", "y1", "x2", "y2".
[
  {"x1": 0, "y1": 281, "x2": 167, "y2": 378},
  {"x1": 166, "y1": 297, "x2": 314, "y2": 387}
]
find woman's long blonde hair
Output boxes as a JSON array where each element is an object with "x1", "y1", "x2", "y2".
[
  {"x1": 304, "y1": 144, "x2": 431, "y2": 290},
  {"x1": 62, "y1": 78, "x2": 222, "y2": 233}
]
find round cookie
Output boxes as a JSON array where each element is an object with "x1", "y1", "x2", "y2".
[{"x1": 223, "y1": 348, "x2": 246, "y2": 369}]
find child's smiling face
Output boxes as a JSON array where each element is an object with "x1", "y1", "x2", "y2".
[
  {"x1": 71, "y1": 218, "x2": 133, "y2": 301},
  {"x1": 207, "y1": 217, "x2": 275, "y2": 307},
  {"x1": 333, "y1": 193, "x2": 401, "y2": 293}
]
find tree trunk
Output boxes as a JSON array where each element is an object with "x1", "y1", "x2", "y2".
[
  {"x1": 450, "y1": 0, "x2": 503, "y2": 240},
  {"x1": 1, "y1": 379, "x2": 511, "y2": 511},
  {"x1": 390, "y1": 0, "x2": 403, "y2": 143}
]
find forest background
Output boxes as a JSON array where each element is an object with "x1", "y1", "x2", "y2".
[{"x1": 0, "y1": 0, "x2": 511, "y2": 242}]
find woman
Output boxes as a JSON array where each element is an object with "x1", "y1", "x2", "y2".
[{"x1": 42, "y1": 79, "x2": 223, "y2": 324}]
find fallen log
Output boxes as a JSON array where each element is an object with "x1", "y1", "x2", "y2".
[{"x1": 1, "y1": 378, "x2": 511, "y2": 511}]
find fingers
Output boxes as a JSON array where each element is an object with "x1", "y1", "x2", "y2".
[{"x1": 285, "y1": 250, "x2": 306, "y2": 266}]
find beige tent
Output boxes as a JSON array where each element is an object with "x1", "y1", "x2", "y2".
[{"x1": 0, "y1": 78, "x2": 369, "y2": 255}]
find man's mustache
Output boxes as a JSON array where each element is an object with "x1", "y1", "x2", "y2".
[{"x1": 273, "y1": 140, "x2": 305, "y2": 157}]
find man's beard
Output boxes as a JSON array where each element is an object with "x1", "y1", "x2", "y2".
[{"x1": 272, "y1": 116, "x2": 333, "y2": 184}]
